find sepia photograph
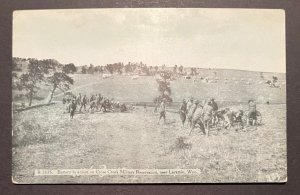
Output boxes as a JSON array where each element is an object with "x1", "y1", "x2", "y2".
[{"x1": 12, "y1": 8, "x2": 286, "y2": 183}]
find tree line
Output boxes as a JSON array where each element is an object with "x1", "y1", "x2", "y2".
[
  {"x1": 12, "y1": 58, "x2": 76, "y2": 107},
  {"x1": 80, "y1": 62, "x2": 187, "y2": 76},
  {"x1": 12, "y1": 57, "x2": 198, "y2": 107}
]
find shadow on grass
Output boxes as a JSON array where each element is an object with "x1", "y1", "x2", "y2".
[{"x1": 13, "y1": 102, "x2": 56, "y2": 113}]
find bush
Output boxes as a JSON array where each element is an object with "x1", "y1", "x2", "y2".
[
  {"x1": 170, "y1": 136, "x2": 192, "y2": 152},
  {"x1": 12, "y1": 118, "x2": 56, "y2": 147}
]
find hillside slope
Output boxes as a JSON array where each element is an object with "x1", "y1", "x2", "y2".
[
  {"x1": 13, "y1": 68, "x2": 286, "y2": 107},
  {"x1": 52, "y1": 71, "x2": 285, "y2": 105}
]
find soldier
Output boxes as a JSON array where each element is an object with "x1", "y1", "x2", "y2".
[
  {"x1": 222, "y1": 108, "x2": 244, "y2": 130},
  {"x1": 101, "y1": 98, "x2": 108, "y2": 112},
  {"x1": 110, "y1": 98, "x2": 115, "y2": 111},
  {"x1": 65, "y1": 95, "x2": 72, "y2": 113},
  {"x1": 179, "y1": 99, "x2": 187, "y2": 127},
  {"x1": 189, "y1": 105, "x2": 205, "y2": 136},
  {"x1": 186, "y1": 97, "x2": 194, "y2": 113},
  {"x1": 187, "y1": 100, "x2": 199, "y2": 128},
  {"x1": 120, "y1": 103, "x2": 127, "y2": 112},
  {"x1": 158, "y1": 98, "x2": 166, "y2": 124},
  {"x1": 79, "y1": 95, "x2": 87, "y2": 112},
  {"x1": 90, "y1": 94, "x2": 95, "y2": 102},
  {"x1": 88, "y1": 97, "x2": 97, "y2": 113},
  {"x1": 247, "y1": 100, "x2": 257, "y2": 126},
  {"x1": 202, "y1": 99, "x2": 214, "y2": 136},
  {"x1": 76, "y1": 93, "x2": 82, "y2": 105},
  {"x1": 211, "y1": 98, "x2": 218, "y2": 111},
  {"x1": 70, "y1": 98, "x2": 77, "y2": 120},
  {"x1": 96, "y1": 93, "x2": 103, "y2": 110},
  {"x1": 210, "y1": 98, "x2": 218, "y2": 125}
]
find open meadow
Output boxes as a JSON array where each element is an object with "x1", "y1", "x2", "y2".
[
  {"x1": 12, "y1": 103, "x2": 286, "y2": 183},
  {"x1": 12, "y1": 70, "x2": 287, "y2": 183},
  {"x1": 16, "y1": 69, "x2": 285, "y2": 106}
]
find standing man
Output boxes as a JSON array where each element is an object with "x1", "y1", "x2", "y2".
[
  {"x1": 96, "y1": 93, "x2": 103, "y2": 111},
  {"x1": 76, "y1": 93, "x2": 82, "y2": 105},
  {"x1": 187, "y1": 100, "x2": 199, "y2": 128},
  {"x1": 80, "y1": 94, "x2": 87, "y2": 112},
  {"x1": 186, "y1": 97, "x2": 194, "y2": 113},
  {"x1": 202, "y1": 99, "x2": 214, "y2": 136},
  {"x1": 247, "y1": 100, "x2": 257, "y2": 126},
  {"x1": 65, "y1": 95, "x2": 72, "y2": 113},
  {"x1": 211, "y1": 98, "x2": 218, "y2": 125},
  {"x1": 179, "y1": 99, "x2": 187, "y2": 127},
  {"x1": 211, "y1": 98, "x2": 218, "y2": 111},
  {"x1": 70, "y1": 98, "x2": 77, "y2": 120},
  {"x1": 158, "y1": 98, "x2": 166, "y2": 124}
]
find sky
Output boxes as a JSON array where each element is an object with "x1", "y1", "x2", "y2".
[{"x1": 13, "y1": 8, "x2": 285, "y2": 73}]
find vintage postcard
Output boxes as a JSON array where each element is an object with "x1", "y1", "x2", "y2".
[{"x1": 12, "y1": 8, "x2": 286, "y2": 183}]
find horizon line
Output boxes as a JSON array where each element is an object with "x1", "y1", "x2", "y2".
[{"x1": 13, "y1": 56, "x2": 286, "y2": 74}]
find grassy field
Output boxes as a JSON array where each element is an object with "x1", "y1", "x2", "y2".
[
  {"x1": 13, "y1": 69, "x2": 286, "y2": 107},
  {"x1": 12, "y1": 69, "x2": 287, "y2": 183},
  {"x1": 55, "y1": 71, "x2": 285, "y2": 104},
  {"x1": 12, "y1": 102, "x2": 286, "y2": 183}
]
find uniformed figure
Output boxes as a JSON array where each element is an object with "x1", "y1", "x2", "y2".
[
  {"x1": 96, "y1": 94, "x2": 103, "y2": 110},
  {"x1": 187, "y1": 100, "x2": 199, "y2": 128},
  {"x1": 202, "y1": 99, "x2": 214, "y2": 136},
  {"x1": 76, "y1": 93, "x2": 82, "y2": 105},
  {"x1": 179, "y1": 99, "x2": 187, "y2": 127},
  {"x1": 211, "y1": 98, "x2": 218, "y2": 111},
  {"x1": 186, "y1": 98, "x2": 194, "y2": 113},
  {"x1": 70, "y1": 98, "x2": 77, "y2": 120},
  {"x1": 189, "y1": 105, "x2": 205, "y2": 136},
  {"x1": 247, "y1": 100, "x2": 257, "y2": 126},
  {"x1": 210, "y1": 98, "x2": 218, "y2": 125},
  {"x1": 79, "y1": 95, "x2": 87, "y2": 112},
  {"x1": 120, "y1": 103, "x2": 127, "y2": 112},
  {"x1": 158, "y1": 99, "x2": 166, "y2": 124}
]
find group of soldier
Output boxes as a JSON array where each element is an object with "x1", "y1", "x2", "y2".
[
  {"x1": 172, "y1": 97, "x2": 257, "y2": 136},
  {"x1": 63, "y1": 91, "x2": 258, "y2": 135},
  {"x1": 63, "y1": 93, "x2": 127, "y2": 120}
]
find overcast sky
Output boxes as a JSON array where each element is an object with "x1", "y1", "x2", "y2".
[{"x1": 13, "y1": 8, "x2": 285, "y2": 73}]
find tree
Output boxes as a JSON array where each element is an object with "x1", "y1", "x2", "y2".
[
  {"x1": 88, "y1": 64, "x2": 94, "y2": 74},
  {"x1": 173, "y1": 65, "x2": 178, "y2": 73},
  {"x1": 46, "y1": 69, "x2": 74, "y2": 104},
  {"x1": 81, "y1": 66, "x2": 87, "y2": 74},
  {"x1": 178, "y1": 65, "x2": 183, "y2": 74},
  {"x1": 191, "y1": 68, "x2": 197, "y2": 76},
  {"x1": 155, "y1": 71, "x2": 173, "y2": 104},
  {"x1": 142, "y1": 66, "x2": 150, "y2": 75},
  {"x1": 154, "y1": 66, "x2": 159, "y2": 73},
  {"x1": 63, "y1": 63, "x2": 77, "y2": 74},
  {"x1": 106, "y1": 64, "x2": 114, "y2": 74},
  {"x1": 12, "y1": 57, "x2": 21, "y2": 71},
  {"x1": 17, "y1": 59, "x2": 49, "y2": 106},
  {"x1": 12, "y1": 72, "x2": 18, "y2": 90}
]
